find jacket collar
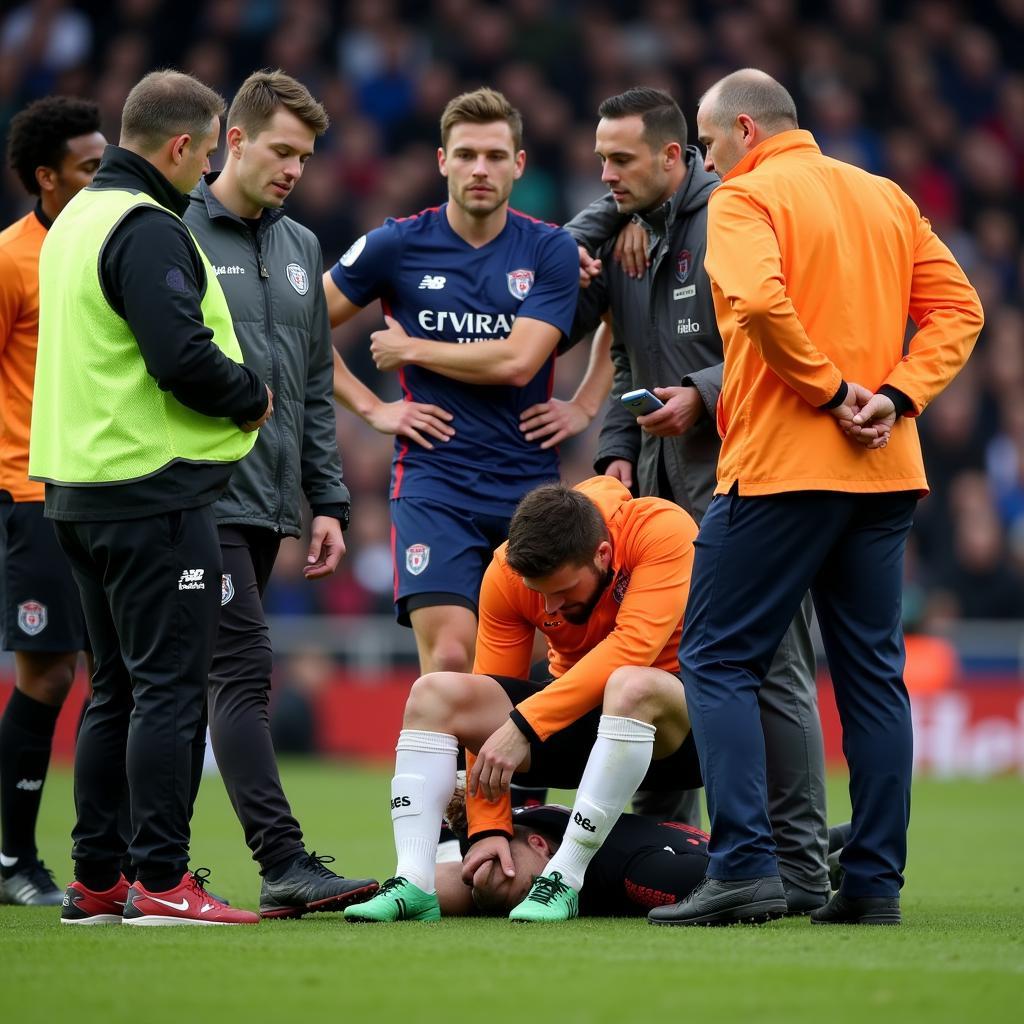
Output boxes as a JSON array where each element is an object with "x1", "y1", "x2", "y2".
[
  {"x1": 191, "y1": 172, "x2": 285, "y2": 235},
  {"x1": 89, "y1": 145, "x2": 190, "y2": 216},
  {"x1": 722, "y1": 129, "x2": 820, "y2": 182}
]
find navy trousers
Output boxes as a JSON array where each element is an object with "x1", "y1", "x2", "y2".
[{"x1": 680, "y1": 488, "x2": 917, "y2": 897}]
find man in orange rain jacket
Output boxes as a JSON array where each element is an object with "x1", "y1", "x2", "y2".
[
  {"x1": 649, "y1": 69, "x2": 983, "y2": 929},
  {"x1": 344, "y1": 475, "x2": 701, "y2": 923}
]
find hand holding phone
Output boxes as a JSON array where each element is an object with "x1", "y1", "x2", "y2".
[{"x1": 620, "y1": 388, "x2": 665, "y2": 417}]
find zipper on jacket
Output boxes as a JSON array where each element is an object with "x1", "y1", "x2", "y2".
[{"x1": 252, "y1": 227, "x2": 286, "y2": 530}]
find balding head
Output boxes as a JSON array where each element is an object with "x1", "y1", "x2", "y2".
[
  {"x1": 696, "y1": 69, "x2": 799, "y2": 177},
  {"x1": 699, "y1": 69, "x2": 798, "y2": 134}
]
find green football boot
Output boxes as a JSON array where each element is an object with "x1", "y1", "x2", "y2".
[
  {"x1": 508, "y1": 871, "x2": 579, "y2": 922},
  {"x1": 343, "y1": 876, "x2": 441, "y2": 923}
]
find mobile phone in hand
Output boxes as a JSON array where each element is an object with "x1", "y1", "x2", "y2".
[{"x1": 620, "y1": 388, "x2": 664, "y2": 417}]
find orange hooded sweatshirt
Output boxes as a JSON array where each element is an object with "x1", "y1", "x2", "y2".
[
  {"x1": 466, "y1": 475, "x2": 697, "y2": 838},
  {"x1": 705, "y1": 130, "x2": 983, "y2": 496}
]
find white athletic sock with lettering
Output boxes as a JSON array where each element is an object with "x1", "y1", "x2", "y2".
[
  {"x1": 543, "y1": 716, "x2": 656, "y2": 892},
  {"x1": 391, "y1": 730, "x2": 459, "y2": 893}
]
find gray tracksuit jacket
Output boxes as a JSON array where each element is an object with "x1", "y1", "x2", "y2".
[
  {"x1": 185, "y1": 175, "x2": 349, "y2": 537},
  {"x1": 565, "y1": 150, "x2": 723, "y2": 521}
]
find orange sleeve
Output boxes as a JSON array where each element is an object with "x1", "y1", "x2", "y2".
[
  {"x1": 882, "y1": 214, "x2": 984, "y2": 415},
  {"x1": 515, "y1": 506, "x2": 694, "y2": 742},
  {"x1": 705, "y1": 187, "x2": 843, "y2": 407},
  {"x1": 0, "y1": 247, "x2": 23, "y2": 358},
  {"x1": 466, "y1": 557, "x2": 536, "y2": 840},
  {"x1": 472, "y1": 557, "x2": 537, "y2": 680}
]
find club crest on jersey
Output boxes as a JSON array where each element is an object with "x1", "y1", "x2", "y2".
[
  {"x1": 406, "y1": 543, "x2": 430, "y2": 576},
  {"x1": 221, "y1": 574, "x2": 235, "y2": 606},
  {"x1": 676, "y1": 249, "x2": 692, "y2": 283},
  {"x1": 286, "y1": 263, "x2": 309, "y2": 295},
  {"x1": 17, "y1": 600, "x2": 47, "y2": 636},
  {"x1": 612, "y1": 569, "x2": 631, "y2": 604},
  {"x1": 506, "y1": 268, "x2": 535, "y2": 299}
]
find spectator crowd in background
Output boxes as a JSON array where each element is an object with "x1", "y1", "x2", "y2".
[{"x1": 2, "y1": 0, "x2": 1022, "y2": 637}]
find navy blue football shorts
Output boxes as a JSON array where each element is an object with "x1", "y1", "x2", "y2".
[
  {"x1": 390, "y1": 496, "x2": 511, "y2": 627},
  {"x1": 0, "y1": 499, "x2": 89, "y2": 652}
]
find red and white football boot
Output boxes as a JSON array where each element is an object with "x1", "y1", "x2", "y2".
[{"x1": 122, "y1": 868, "x2": 259, "y2": 926}]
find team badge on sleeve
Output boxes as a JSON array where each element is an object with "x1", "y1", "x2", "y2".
[
  {"x1": 506, "y1": 268, "x2": 535, "y2": 299},
  {"x1": 286, "y1": 263, "x2": 309, "y2": 295},
  {"x1": 340, "y1": 235, "x2": 366, "y2": 267},
  {"x1": 17, "y1": 600, "x2": 47, "y2": 636},
  {"x1": 221, "y1": 574, "x2": 235, "y2": 606},
  {"x1": 405, "y1": 543, "x2": 430, "y2": 576}
]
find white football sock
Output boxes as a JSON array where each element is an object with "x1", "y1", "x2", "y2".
[
  {"x1": 391, "y1": 729, "x2": 459, "y2": 893},
  {"x1": 543, "y1": 716, "x2": 656, "y2": 892}
]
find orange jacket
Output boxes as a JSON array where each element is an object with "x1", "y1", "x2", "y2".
[
  {"x1": 467, "y1": 475, "x2": 697, "y2": 837},
  {"x1": 705, "y1": 130, "x2": 983, "y2": 496},
  {"x1": 0, "y1": 211, "x2": 47, "y2": 502}
]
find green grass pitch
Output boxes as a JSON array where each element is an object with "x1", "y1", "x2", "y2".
[{"x1": 1, "y1": 761, "x2": 1021, "y2": 1023}]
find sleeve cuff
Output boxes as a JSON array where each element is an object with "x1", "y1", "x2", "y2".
[
  {"x1": 467, "y1": 828, "x2": 514, "y2": 844},
  {"x1": 508, "y1": 708, "x2": 540, "y2": 744},
  {"x1": 819, "y1": 380, "x2": 849, "y2": 410},
  {"x1": 878, "y1": 385, "x2": 914, "y2": 418},
  {"x1": 311, "y1": 502, "x2": 351, "y2": 531}
]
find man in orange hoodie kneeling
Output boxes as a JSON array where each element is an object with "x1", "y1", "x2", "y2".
[{"x1": 345, "y1": 476, "x2": 700, "y2": 923}]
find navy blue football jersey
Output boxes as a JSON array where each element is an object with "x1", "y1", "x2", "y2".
[{"x1": 330, "y1": 204, "x2": 579, "y2": 515}]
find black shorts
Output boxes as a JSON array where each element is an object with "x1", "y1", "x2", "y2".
[
  {"x1": 0, "y1": 499, "x2": 89, "y2": 652},
  {"x1": 490, "y1": 675, "x2": 703, "y2": 791}
]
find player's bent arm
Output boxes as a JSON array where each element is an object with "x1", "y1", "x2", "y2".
[
  {"x1": 332, "y1": 347, "x2": 454, "y2": 450},
  {"x1": 881, "y1": 216, "x2": 984, "y2": 415},
  {"x1": 519, "y1": 316, "x2": 615, "y2": 448},
  {"x1": 401, "y1": 316, "x2": 563, "y2": 388},
  {"x1": 569, "y1": 316, "x2": 615, "y2": 419},
  {"x1": 332, "y1": 347, "x2": 383, "y2": 418},
  {"x1": 322, "y1": 271, "x2": 364, "y2": 329}
]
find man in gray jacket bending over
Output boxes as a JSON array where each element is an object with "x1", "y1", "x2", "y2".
[
  {"x1": 184, "y1": 70, "x2": 377, "y2": 917},
  {"x1": 560, "y1": 87, "x2": 829, "y2": 914}
]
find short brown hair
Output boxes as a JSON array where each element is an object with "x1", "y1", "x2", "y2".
[
  {"x1": 598, "y1": 87, "x2": 687, "y2": 150},
  {"x1": 505, "y1": 484, "x2": 608, "y2": 579},
  {"x1": 120, "y1": 69, "x2": 225, "y2": 152},
  {"x1": 440, "y1": 87, "x2": 523, "y2": 152},
  {"x1": 227, "y1": 69, "x2": 329, "y2": 139}
]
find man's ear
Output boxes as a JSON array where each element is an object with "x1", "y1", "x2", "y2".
[
  {"x1": 169, "y1": 133, "x2": 191, "y2": 165},
  {"x1": 226, "y1": 125, "x2": 245, "y2": 157},
  {"x1": 35, "y1": 165, "x2": 57, "y2": 194},
  {"x1": 528, "y1": 832, "x2": 552, "y2": 857}
]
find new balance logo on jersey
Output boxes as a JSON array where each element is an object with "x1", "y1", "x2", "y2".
[
  {"x1": 418, "y1": 275, "x2": 446, "y2": 290},
  {"x1": 16, "y1": 778, "x2": 43, "y2": 791},
  {"x1": 178, "y1": 569, "x2": 205, "y2": 591},
  {"x1": 573, "y1": 812, "x2": 597, "y2": 833}
]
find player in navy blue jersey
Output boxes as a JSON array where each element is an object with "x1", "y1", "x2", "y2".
[{"x1": 323, "y1": 88, "x2": 582, "y2": 676}]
